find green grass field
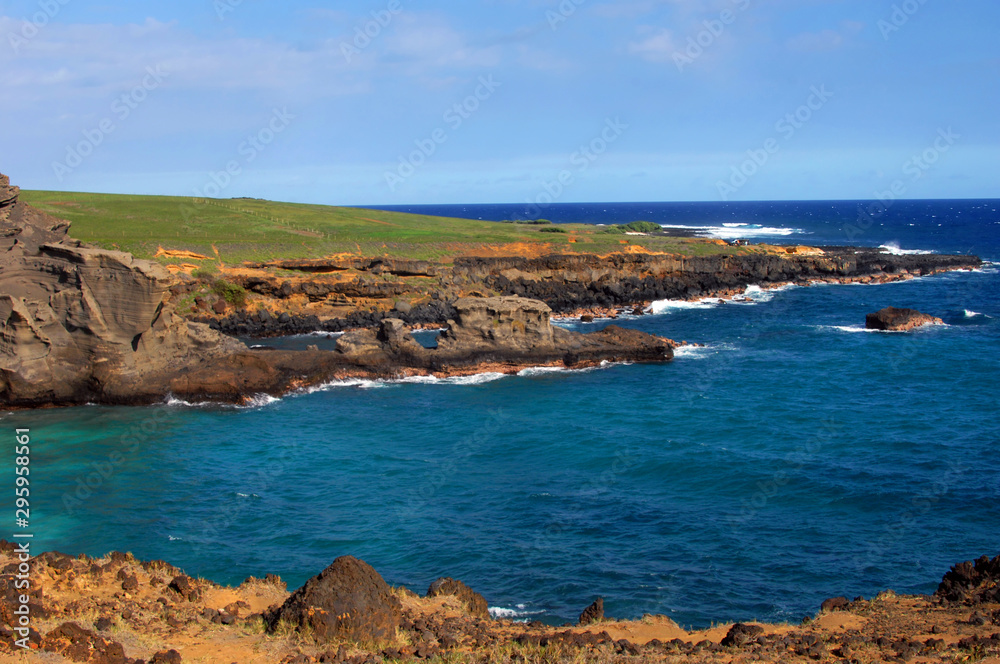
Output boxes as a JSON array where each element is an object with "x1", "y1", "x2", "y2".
[{"x1": 20, "y1": 191, "x2": 739, "y2": 265}]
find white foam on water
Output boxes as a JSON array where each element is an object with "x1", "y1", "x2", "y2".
[
  {"x1": 648, "y1": 298, "x2": 721, "y2": 314},
  {"x1": 879, "y1": 242, "x2": 935, "y2": 256},
  {"x1": 819, "y1": 325, "x2": 880, "y2": 334},
  {"x1": 305, "y1": 378, "x2": 391, "y2": 393},
  {"x1": 238, "y1": 394, "x2": 282, "y2": 409},
  {"x1": 164, "y1": 396, "x2": 212, "y2": 408},
  {"x1": 489, "y1": 604, "x2": 545, "y2": 621},
  {"x1": 659, "y1": 223, "x2": 805, "y2": 239},
  {"x1": 167, "y1": 536, "x2": 183, "y2": 541},
  {"x1": 398, "y1": 373, "x2": 508, "y2": 386},
  {"x1": 672, "y1": 345, "x2": 712, "y2": 359},
  {"x1": 964, "y1": 310, "x2": 982, "y2": 317}
]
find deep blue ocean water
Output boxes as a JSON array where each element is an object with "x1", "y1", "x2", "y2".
[{"x1": 4, "y1": 200, "x2": 999, "y2": 629}]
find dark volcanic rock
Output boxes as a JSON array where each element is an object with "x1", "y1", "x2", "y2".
[
  {"x1": 820, "y1": 596, "x2": 850, "y2": 612},
  {"x1": 721, "y1": 623, "x2": 765, "y2": 647},
  {"x1": 268, "y1": 556, "x2": 402, "y2": 643},
  {"x1": 865, "y1": 306, "x2": 943, "y2": 331},
  {"x1": 426, "y1": 577, "x2": 489, "y2": 619},
  {"x1": 578, "y1": 598, "x2": 604, "y2": 626},
  {"x1": 42, "y1": 622, "x2": 128, "y2": 663},
  {"x1": 936, "y1": 554, "x2": 1000, "y2": 604}
]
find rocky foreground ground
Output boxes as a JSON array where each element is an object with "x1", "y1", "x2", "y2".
[{"x1": 1, "y1": 544, "x2": 998, "y2": 664}]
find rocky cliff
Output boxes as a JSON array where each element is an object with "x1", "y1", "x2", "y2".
[
  {"x1": 0, "y1": 174, "x2": 676, "y2": 408},
  {"x1": 205, "y1": 246, "x2": 982, "y2": 337},
  {"x1": 0, "y1": 174, "x2": 243, "y2": 407}
]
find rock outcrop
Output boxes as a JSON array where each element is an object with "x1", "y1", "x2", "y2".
[
  {"x1": 335, "y1": 296, "x2": 675, "y2": 375},
  {"x1": 578, "y1": 597, "x2": 604, "y2": 626},
  {"x1": 865, "y1": 307, "x2": 944, "y2": 331},
  {"x1": 936, "y1": 554, "x2": 1000, "y2": 605},
  {"x1": 1, "y1": 174, "x2": 675, "y2": 408},
  {"x1": 267, "y1": 555, "x2": 402, "y2": 642},
  {"x1": 0, "y1": 173, "x2": 244, "y2": 408},
  {"x1": 426, "y1": 577, "x2": 489, "y2": 619}
]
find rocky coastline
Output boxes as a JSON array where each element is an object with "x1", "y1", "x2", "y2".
[
  {"x1": 2, "y1": 543, "x2": 998, "y2": 663},
  {"x1": 0, "y1": 172, "x2": 984, "y2": 408},
  {"x1": 198, "y1": 249, "x2": 982, "y2": 338}
]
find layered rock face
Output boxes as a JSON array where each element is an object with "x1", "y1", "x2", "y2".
[
  {"x1": 0, "y1": 173, "x2": 243, "y2": 407},
  {"x1": 865, "y1": 307, "x2": 944, "y2": 331},
  {"x1": 437, "y1": 296, "x2": 555, "y2": 352},
  {"x1": 334, "y1": 296, "x2": 674, "y2": 374}
]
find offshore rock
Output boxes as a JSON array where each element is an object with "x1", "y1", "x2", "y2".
[{"x1": 865, "y1": 307, "x2": 944, "y2": 331}]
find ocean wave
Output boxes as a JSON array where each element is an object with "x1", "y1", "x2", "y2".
[
  {"x1": 398, "y1": 373, "x2": 508, "y2": 386},
  {"x1": 819, "y1": 325, "x2": 880, "y2": 334},
  {"x1": 965, "y1": 309, "x2": 982, "y2": 318},
  {"x1": 489, "y1": 604, "x2": 545, "y2": 621},
  {"x1": 879, "y1": 242, "x2": 935, "y2": 256},
  {"x1": 648, "y1": 298, "x2": 720, "y2": 314},
  {"x1": 164, "y1": 396, "x2": 212, "y2": 408},
  {"x1": 660, "y1": 223, "x2": 805, "y2": 239},
  {"x1": 819, "y1": 322, "x2": 948, "y2": 334},
  {"x1": 672, "y1": 345, "x2": 712, "y2": 359},
  {"x1": 238, "y1": 394, "x2": 282, "y2": 409},
  {"x1": 167, "y1": 535, "x2": 183, "y2": 541}
]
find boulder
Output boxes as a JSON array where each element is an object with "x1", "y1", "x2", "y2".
[
  {"x1": 936, "y1": 554, "x2": 1000, "y2": 604},
  {"x1": 820, "y1": 596, "x2": 850, "y2": 612},
  {"x1": 721, "y1": 622, "x2": 764, "y2": 647},
  {"x1": 578, "y1": 597, "x2": 604, "y2": 626},
  {"x1": 426, "y1": 577, "x2": 489, "y2": 619},
  {"x1": 865, "y1": 307, "x2": 943, "y2": 331},
  {"x1": 267, "y1": 556, "x2": 402, "y2": 643}
]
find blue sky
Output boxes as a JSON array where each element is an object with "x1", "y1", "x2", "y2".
[{"x1": 1, "y1": 0, "x2": 997, "y2": 204}]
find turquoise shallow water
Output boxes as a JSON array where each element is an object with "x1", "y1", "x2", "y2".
[{"x1": 3, "y1": 201, "x2": 999, "y2": 628}]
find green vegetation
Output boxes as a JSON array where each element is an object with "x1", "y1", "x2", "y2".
[
  {"x1": 602, "y1": 221, "x2": 662, "y2": 234},
  {"x1": 211, "y1": 279, "x2": 248, "y2": 307},
  {"x1": 20, "y1": 191, "x2": 745, "y2": 266},
  {"x1": 498, "y1": 218, "x2": 552, "y2": 225}
]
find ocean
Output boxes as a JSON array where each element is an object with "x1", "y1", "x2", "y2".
[{"x1": 4, "y1": 200, "x2": 999, "y2": 629}]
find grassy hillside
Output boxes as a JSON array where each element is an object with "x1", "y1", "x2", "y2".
[{"x1": 20, "y1": 191, "x2": 734, "y2": 265}]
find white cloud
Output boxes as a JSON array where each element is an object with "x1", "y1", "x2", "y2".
[{"x1": 627, "y1": 28, "x2": 679, "y2": 63}]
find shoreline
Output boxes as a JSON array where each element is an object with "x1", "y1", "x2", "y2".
[{"x1": 3, "y1": 544, "x2": 997, "y2": 663}]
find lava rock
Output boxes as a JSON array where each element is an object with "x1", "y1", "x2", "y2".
[
  {"x1": 722, "y1": 623, "x2": 765, "y2": 647},
  {"x1": 426, "y1": 577, "x2": 489, "y2": 619},
  {"x1": 820, "y1": 596, "x2": 850, "y2": 612},
  {"x1": 267, "y1": 556, "x2": 402, "y2": 643},
  {"x1": 865, "y1": 306, "x2": 943, "y2": 331},
  {"x1": 578, "y1": 598, "x2": 605, "y2": 626}
]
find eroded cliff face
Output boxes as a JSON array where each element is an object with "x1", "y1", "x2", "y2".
[{"x1": 0, "y1": 174, "x2": 243, "y2": 407}]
